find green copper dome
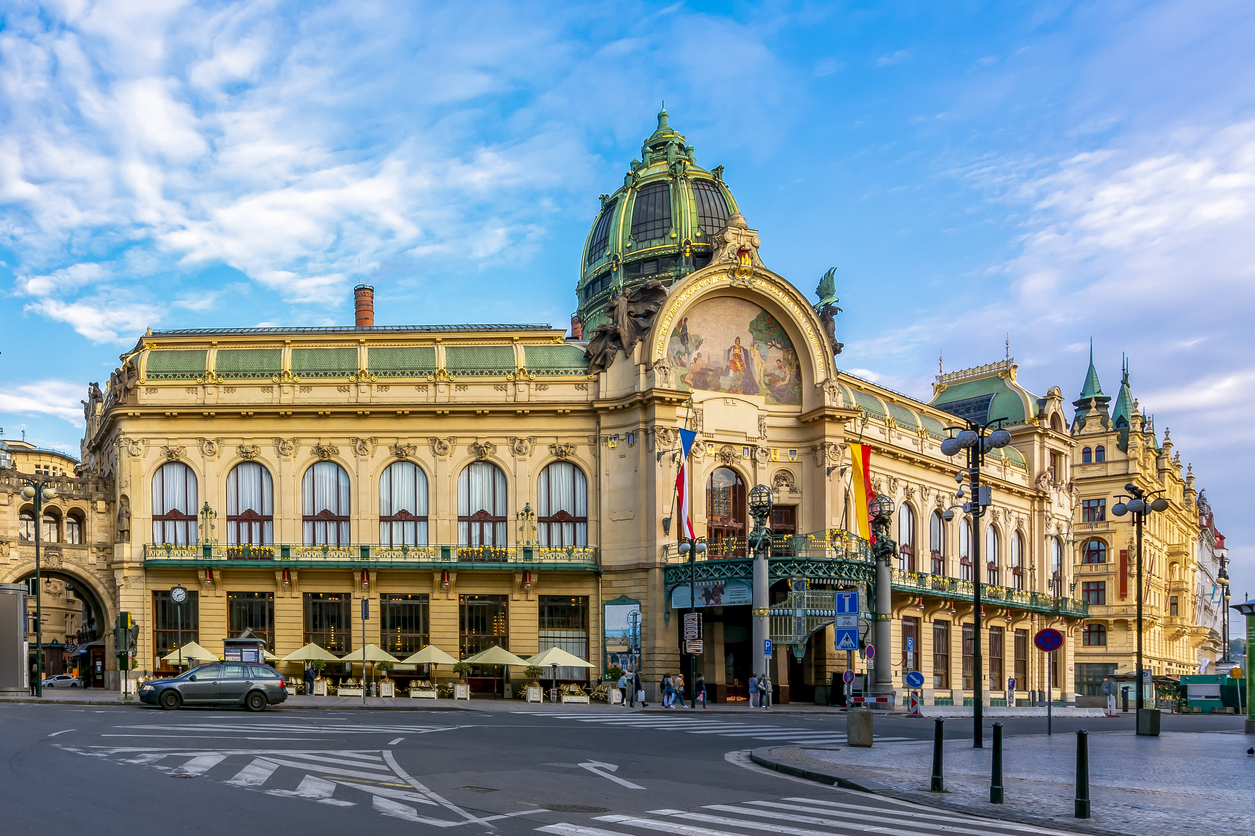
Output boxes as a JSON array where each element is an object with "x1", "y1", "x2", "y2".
[{"x1": 576, "y1": 107, "x2": 740, "y2": 330}]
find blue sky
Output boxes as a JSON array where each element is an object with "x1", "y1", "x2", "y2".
[{"x1": 2, "y1": 1, "x2": 1253, "y2": 609}]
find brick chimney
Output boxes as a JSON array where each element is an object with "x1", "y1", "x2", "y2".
[
  {"x1": 570, "y1": 314, "x2": 583, "y2": 340},
  {"x1": 354, "y1": 284, "x2": 374, "y2": 328}
]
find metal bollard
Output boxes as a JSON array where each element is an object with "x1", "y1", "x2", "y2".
[
  {"x1": 990, "y1": 722, "x2": 1004, "y2": 803},
  {"x1": 930, "y1": 717, "x2": 944, "y2": 792},
  {"x1": 1074, "y1": 729, "x2": 1090, "y2": 819}
]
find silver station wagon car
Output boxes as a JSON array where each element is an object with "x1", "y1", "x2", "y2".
[{"x1": 139, "y1": 662, "x2": 288, "y2": 711}]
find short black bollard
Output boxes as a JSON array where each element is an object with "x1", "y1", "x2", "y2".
[
  {"x1": 930, "y1": 717, "x2": 944, "y2": 792},
  {"x1": 1074, "y1": 729, "x2": 1090, "y2": 819},
  {"x1": 990, "y1": 722, "x2": 1004, "y2": 803}
]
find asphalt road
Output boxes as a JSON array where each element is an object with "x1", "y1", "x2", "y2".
[{"x1": 0, "y1": 702, "x2": 1240, "y2": 835}]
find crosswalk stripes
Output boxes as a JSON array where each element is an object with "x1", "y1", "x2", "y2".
[
  {"x1": 536, "y1": 795, "x2": 1081, "y2": 836},
  {"x1": 521, "y1": 713, "x2": 915, "y2": 747},
  {"x1": 111, "y1": 722, "x2": 458, "y2": 738}
]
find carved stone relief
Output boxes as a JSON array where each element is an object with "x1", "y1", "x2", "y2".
[
  {"x1": 716, "y1": 445, "x2": 738, "y2": 467},
  {"x1": 390, "y1": 443, "x2": 418, "y2": 460},
  {"x1": 652, "y1": 359, "x2": 673, "y2": 387},
  {"x1": 312, "y1": 443, "x2": 339, "y2": 461},
  {"x1": 811, "y1": 442, "x2": 841, "y2": 467},
  {"x1": 758, "y1": 415, "x2": 768, "y2": 440},
  {"x1": 115, "y1": 495, "x2": 131, "y2": 543},
  {"x1": 197, "y1": 437, "x2": 221, "y2": 458},
  {"x1": 508, "y1": 437, "x2": 536, "y2": 458},
  {"x1": 349, "y1": 437, "x2": 377, "y2": 458},
  {"x1": 772, "y1": 470, "x2": 798, "y2": 493},
  {"x1": 469, "y1": 441, "x2": 497, "y2": 461},
  {"x1": 160, "y1": 445, "x2": 186, "y2": 461},
  {"x1": 237, "y1": 444, "x2": 261, "y2": 461},
  {"x1": 549, "y1": 442, "x2": 576, "y2": 460},
  {"x1": 428, "y1": 437, "x2": 456, "y2": 457},
  {"x1": 273, "y1": 438, "x2": 299, "y2": 458}
]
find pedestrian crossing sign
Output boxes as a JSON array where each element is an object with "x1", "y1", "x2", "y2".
[{"x1": 835, "y1": 629, "x2": 858, "y2": 651}]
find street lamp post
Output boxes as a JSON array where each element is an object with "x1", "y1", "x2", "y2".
[
  {"x1": 170, "y1": 585, "x2": 187, "y2": 670},
  {"x1": 1217, "y1": 554, "x2": 1230, "y2": 664},
  {"x1": 677, "y1": 536, "x2": 706, "y2": 708},
  {"x1": 1231, "y1": 600, "x2": 1255, "y2": 735},
  {"x1": 747, "y1": 485, "x2": 774, "y2": 708},
  {"x1": 20, "y1": 479, "x2": 58, "y2": 698},
  {"x1": 1111, "y1": 483, "x2": 1170, "y2": 734},
  {"x1": 941, "y1": 421, "x2": 1013, "y2": 748},
  {"x1": 868, "y1": 493, "x2": 896, "y2": 705}
]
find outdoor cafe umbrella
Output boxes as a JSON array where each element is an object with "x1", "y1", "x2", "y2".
[
  {"x1": 281, "y1": 642, "x2": 340, "y2": 662},
  {"x1": 463, "y1": 645, "x2": 529, "y2": 696},
  {"x1": 525, "y1": 647, "x2": 594, "y2": 699},
  {"x1": 341, "y1": 644, "x2": 401, "y2": 687},
  {"x1": 161, "y1": 641, "x2": 217, "y2": 666},
  {"x1": 401, "y1": 645, "x2": 459, "y2": 682}
]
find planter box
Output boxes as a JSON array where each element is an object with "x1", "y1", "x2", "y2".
[
  {"x1": 609, "y1": 689, "x2": 622, "y2": 705},
  {"x1": 313, "y1": 679, "x2": 328, "y2": 696},
  {"x1": 561, "y1": 694, "x2": 590, "y2": 704},
  {"x1": 526, "y1": 685, "x2": 543, "y2": 703},
  {"x1": 454, "y1": 683, "x2": 471, "y2": 701},
  {"x1": 380, "y1": 681, "x2": 395, "y2": 698},
  {"x1": 338, "y1": 687, "x2": 364, "y2": 697},
  {"x1": 410, "y1": 689, "x2": 438, "y2": 699},
  {"x1": 285, "y1": 685, "x2": 297, "y2": 696}
]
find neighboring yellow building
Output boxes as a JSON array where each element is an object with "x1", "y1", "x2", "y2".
[
  {"x1": 1068, "y1": 355, "x2": 1209, "y2": 700},
  {"x1": 3, "y1": 111, "x2": 1097, "y2": 703}
]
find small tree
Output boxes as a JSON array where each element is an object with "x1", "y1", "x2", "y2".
[
  {"x1": 453, "y1": 661, "x2": 472, "y2": 681},
  {"x1": 525, "y1": 665, "x2": 543, "y2": 685},
  {"x1": 606, "y1": 665, "x2": 625, "y2": 682},
  {"x1": 377, "y1": 661, "x2": 393, "y2": 679},
  {"x1": 311, "y1": 660, "x2": 327, "y2": 677}
]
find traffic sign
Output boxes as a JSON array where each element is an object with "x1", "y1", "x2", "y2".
[
  {"x1": 1101, "y1": 680, "x2": 1117, "y2": 696},
  {"x1": 835, "y1": 629, "x2": 858, "y2": 651},
  {"x1": 843, "y1": 669, "x2": 855, "y2": 684},
  {"x1": 865, "y1": 644, "x2": 875, "y2": 661},
  {"x1": 685, "y1": 640, "x2": 703, "y2": 655},
  {"x1": 835, "y1": 591, "x2": 859, "y2": 614},
  {"x1": 906, "y1": 637, "x2": 914, "y2": 653},
  {"x1": 764, "y1": 639, "x2": 773, "y2": 656},
  {"x1": 683, "y1": 612, "x2": 701, "y2": 639},
  {"x1": 1008, "y1": 677, "x2": 1016, "y2": 690},
  {"x1": 834, "y1": 614, "x2": 859, "y2": 628},
  {"x1": 905, "y1": 670, "x2": 925, "y2": 688},
  {"x1": 1033, "y1": 628, "x2": 1063, "y2": 653}
]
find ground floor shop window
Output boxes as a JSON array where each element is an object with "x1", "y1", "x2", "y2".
[
  {"x1": 304, "y1": 592, "x2": 351, "y2": 654},
  {"x1": 152, "y1": 589, "x2": 199, "y2": 671},
  {"x1": 901, "y1": 616, "x2": 920, "y2": 673},
  {"x1": 538, "y1": 596, "x2": 589, "y2": 681},
  {"x1": 381, "y1": 593, "x2": 429, "y2": 657},
  {"x1": 989, "y1": 626, "x2": 1004, "y2": 690},
  {"x1": 1076, "y1": 663, "x2": 1116, "y2": 697},
  {"x1": 933, "y1": 621, "x2": 950, "y2": 689},
  {"x1": 461, "y1": 595, "x2": 508, "y2": 693},
  {"x1": 961, "y1": 624, "x2": 974, "y2": 689},
  {"x1": 228, "y1": 592, "x2": 274, "y2": 651},
  {"x1": 1014, "y1": 629, "x2": 1028, "y2": 687}
]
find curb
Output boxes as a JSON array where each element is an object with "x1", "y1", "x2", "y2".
[
  {"x1": 0, "y1": 697, "x2": 478, "y2": 712},
  {"x1": 748, "y1": 747, "x2": 888, "y2": 792}
]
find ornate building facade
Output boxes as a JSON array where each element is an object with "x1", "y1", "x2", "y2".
[{"x1": 4, "y1": 111, "x2": 1104, "y2": 703}]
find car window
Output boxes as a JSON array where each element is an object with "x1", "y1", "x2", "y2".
[
  {"x1": 221, "y1": 664, "x2": 248, "y2": 680},
  {"x1": 189, "y1": 665, "x2": 221, "y2": 680},
  {"x1": 250, "y1": 666, "x2": 279, "y2": 679}
]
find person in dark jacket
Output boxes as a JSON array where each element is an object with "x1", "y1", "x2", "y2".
[
  {"x1": 696, "y1": 674, "x2": 708, "y2": 709},
  {"x1": 304, "y1": 662, "x2": 316, "y2": 695},
  {"x1": 632, "y1": 670, "x2": 646, "y2": 707}
]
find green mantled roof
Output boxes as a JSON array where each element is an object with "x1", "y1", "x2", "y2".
[
  {"x1": 215, "y1": 348, "x2": 282, "y2": 379},
  {"x1": 446, "y1": 345, "x2": 515, "y2": 376},
  {"x1": 929, "y1": 373, "x2": 1033, "y2": 427},
  {"x1": 146, "y1": 350, "x2": 206, "y2": 380},
  {"x1": 524, "y1": 344, "x2": 589, "y2": 375},
  {"x1": 1079, "y1": 343, "x2": 1104, "y2": 400},
  {"x1": 369, "y1": 346, "x2": 437, "y2": 377},
  {"x1": 1112, "y1": 358, "x2": 1133, "y2": 429},
  {"x1": 292, "y1": 347, "x2": 357, "y2": 378}
]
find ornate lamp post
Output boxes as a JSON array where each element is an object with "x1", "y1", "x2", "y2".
[
  {"x1": 941, "y1": 421, "x2": 1013, "y2": 748},
  {"x1": 19, "y1": 479, "x2": 58, "y2": 697},
  {"x1": 747, "y1": 484, "x2": 774, "y2": 707},
  {"x1": 1111, "y1": 483, "x2": 1170, "y2": 735},
  {"x1": 1217, "y1": 554, "x2": 1230, "y2": 663},
  {"x1": 677, "y1": 536, "x2": 707, "y2": 708},
  {"x1": 867, "y1": 493, "x2": 896, "y2": 705}
]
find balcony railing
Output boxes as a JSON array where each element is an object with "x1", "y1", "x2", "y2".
[
  {"x1": 891, "y1": 568, "x2": 1089, "y2": 618},
  {"x1": 662, "y1": 529, "x2": 870, "y2": 563},
  {"x1": 143, "y1": 542, "x2": 599, "y2": 569}
]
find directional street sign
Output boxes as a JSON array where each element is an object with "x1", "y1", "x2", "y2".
[
  {"x1": 835, "y1": 629, "x2": 858, "y2": 651},
  {"x1": 1008, "y1": 677, "x2": 1016, "y2": 690},
  {"x1": 1034, "y1": 628, "x2": 1063, "y2": 653},
  {"x1": 843, "y1": 669, "x2": 855, "y2": 684},
  {"x1": 683, "y1": 612, "x2": 701, "y2": 639},
  {"x1": 905, "y1": 670, "x2": 925, "y2": 688},
  {"x1": 834, "y1": 614, "x2": 859, "y2": 628},
  {"x1": 835, "y1": 591, "x2": 859, "y2": 614}
]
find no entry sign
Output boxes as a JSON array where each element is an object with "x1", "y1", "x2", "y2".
[{"x1": 1034, "y1": 628, "x2": 1063, "y2": 653}]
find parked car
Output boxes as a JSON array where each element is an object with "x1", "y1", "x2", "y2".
[
  {"x1": 139, "y1": 662, "x2": 288, "y2": 711},
  {"x1": 41, "y1": 674, "x2": 82, "y2": 688}
]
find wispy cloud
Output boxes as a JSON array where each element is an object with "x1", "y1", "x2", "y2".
[
  {"x1": 0, "y1": 379, "x2": 87, "y2": 426},
  {"x1": 877, "y1": 50, "x2": 911, "y2": 67}
]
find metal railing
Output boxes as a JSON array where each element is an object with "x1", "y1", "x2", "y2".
[
  {"x1": 892, "y1": 568, "x2": 1089, "y2": 618},
  {"x1": 662, "y1": 529, "x2": 870, "y2": 563},
  {"x1": 143, "y1": 542, "x2": 599, "y2": 569}
]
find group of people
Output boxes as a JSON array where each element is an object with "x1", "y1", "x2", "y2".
[
  {"x1": 747, "y1": 673, "x2": 770, "y2": 709},
  {"x1": 614, "y1": 671, "x2": 709, "y2": 708}
]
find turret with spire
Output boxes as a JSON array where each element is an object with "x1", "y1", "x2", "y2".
[{"x1": 1072, "y1": 340, "x2": 1112, "y2": 432}]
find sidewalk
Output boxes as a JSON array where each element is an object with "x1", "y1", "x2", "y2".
[{"x1": 756, "y1": 729, "x2": 1255, "y2": 836}]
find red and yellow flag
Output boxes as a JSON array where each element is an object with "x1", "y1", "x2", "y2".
[{"x1": 848, "y1": 443, "x2": 874, "y2": 541}]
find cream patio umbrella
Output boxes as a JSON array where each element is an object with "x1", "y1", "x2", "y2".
[
  {"x1": 525, "y1": 647, "x2": 594, "y2": 698},
  {"x1": 463, "y1": 645, "x2": 529, "y2": 697},
  {"x1": 161, "y1": 642, "x2": 218, "y2": 667},
  {"x1": 281, "y1": 642, "x2": 340, "y2": 661},
  {"x1": 401, "y1": 645, "x2": 459, "y2": 684},
  {"x1": 341, "y1": 644, "x2": 401, "y2": 691}
]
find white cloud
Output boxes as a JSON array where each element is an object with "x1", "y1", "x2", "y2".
[
  {"x1": 877, "y1": 50, "x2": 910, "y2": 67},
  {"x1": 25, "y1": 297, "x2": 161, "y2": 343},
  {"x1": 0, "y1": 379, "x2": 87, "y2": 426}
]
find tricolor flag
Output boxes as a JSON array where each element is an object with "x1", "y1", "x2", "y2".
[
  {"x1": 675, "y1": 428, "x2": 698, "y2": 539},
  {"x1": 848, "y1": 443, "x2": 874, "y2": 541}
]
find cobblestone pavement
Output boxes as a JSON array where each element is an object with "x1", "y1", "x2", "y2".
[{"x1": 800, "y1": 730, "x2": 1255, "y2": 836}]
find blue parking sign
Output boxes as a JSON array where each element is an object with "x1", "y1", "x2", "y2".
[{"x1": 764, "y1": 639, "x2": 773, "y2": 656}]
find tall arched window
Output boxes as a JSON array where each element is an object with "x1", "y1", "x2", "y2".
[
  {"x1": 986, "y1": 527, "x2": 1000, "y2": 586},
  {"x1": 152, "y1": 461, "x2": 198, "y2": 545},
  {"x1": 537, "y1": 462, "x2": 588, "y2": 547},
  {"x1": 1011, "y1": 531, "x2": 1025, "y2": 590},
  {"x1": 380, "y1": 461, "x2": 429, "y2": 545},
  {"x1": 959, "y1": 518, "x2": 972, "y2": 581},
  {"x1": 1051, "y1": 536, "x2": 1063, "y2": 596},
  {"x1": 1081, "y1": 447, "x2": 1092, "y2": 464},
  {"x1": 1095, "y1": 445, "x2": 1106, "y2": 462},
  {"x1": 19, "y1": 511, "x2": 35, "y2": 541},
  {"x1": 302, "y1": 462, "x2": 351, "y2": 546},
  {"x1": 41, "y1": 510, "x2": 60, "y2": 543},
  {"x1": 1083, "y1": 539, "x2": 1107, "y2": 564},
  {"x1": 227, "y1": 462, "x2": 274, "y2": 545},
  {"x1": 65, "y1": 512, "x2": 84, "y2": 544},
  {"x1": 706, "y1": 467, "x2": 746, "y2": 556},
  {"x1": 897, "y1": 504, "x2": 916, "y2": 572},
  {"x1": 458, "y1": 462, "x2": 508, "y2": 546},
  {"x1": 930, "y1": 510, "x2": 946, "y2": 575}
]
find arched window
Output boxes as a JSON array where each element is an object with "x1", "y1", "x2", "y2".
[
  {"x1": 537, "y1": 462, "x2": 588, "y2": 547},
  {"x1": 19, "y1": 510, "x2": 35, "y2": 541},
  {"x1": 706, "y1": 467, "x2": 746, "y2": 557},
  {"x1": 380, "y1": 461, "x2": 429, "y2": 546},
  {"x1": 227, "y1": 462, "x2": 274, "y2": 546},
  {"x1": 1095, "y1": 445, "x2": 1106, "y2": 463},
  {"x1": 986, "y1": 527, "x2": 1000, "y2": 585},
  {"x1": 1083, "y1": 539, "x2": 1107, "y2": 564},
  {"x1": 1051, "y1": 536, "x2": 1063, "y2": 596},
  {"x1": 897, "y1": 504, "x2": 916, "y2": 572},
  {"x1": 302, "y1": 462, "x2": 351, "y2": 546},
  {"x1": 458, "y1": 461, "x2": 508, "y2": 546},
  {"x1": 930, "y1": 510, "x2": 946, "y2": 575},
  {"x1": 1081, "y1": 447, "x2": 1092, "y2": 464},
  {"x1": 959, "y1": 518, "x2": 972, "y2": 581},
  {"x1": 153, "y1": 462, "x2": 198, "y2": 545},
  {"x1": 65, "y1": 512, "x2": 84, "y2": 545},
  {"x1": 1011, "y1": 531, "x2": 1025, "y2": 590},
  {"x1": 1082, "y1": 624, "x2": 1107, "y2": 646},
  {"x1": 1050, "y1": 413, "x2": 1064, "y2": 431},
  {"x1": 41, "y1": 511, "x2": 60, "y2": 543}
]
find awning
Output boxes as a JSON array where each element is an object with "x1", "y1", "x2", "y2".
[
  {"x1": 401, "y1": 645, "x2": 459, "y2": 666},
  {"x1": 525, "y1": 647, "x2": 594, "y2": 668},
  {"x1": 463, "y1": 646, "x2": 528, "y2": 667}
]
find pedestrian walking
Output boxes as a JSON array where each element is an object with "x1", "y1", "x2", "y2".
[
  {"x1": 674, "y1": 672, "x2": 687, "y2": 708},
  {"x1": 304, "y1": 662, "x2": 316, "y2": 695},
  {"x1": 758, "y1": 674, "x2": 769, "y2": 710},
  {"x1": 696, "y1": 674, "x2": 708, "y2": 709},
  {"x1": 633, "y1": 670, "x2": 646, "y2": 707},
  {"x1": 617, "y1": 672, "x2": 629, "y2": 706},
  {"x1": 29, "y1": 662, "x2": 38, "y2": 696},
  {"x1": 747, "y1": 673, "x2": 759, "y2": 708},
  {"x1": 662, "y1": 674, "x2": 674, "y2": 708}
]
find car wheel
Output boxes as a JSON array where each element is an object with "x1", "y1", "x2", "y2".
[
  {"x1": 159, "y1": 690, "x2": 182, "y2": 711},
  {"x1": 245, "y1": 691, "x2": 267, "y2": 712}
]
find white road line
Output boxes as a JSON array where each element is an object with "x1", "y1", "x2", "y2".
[
  {"x1": 170, "y1": 753, "x2": 228, "y2": 777},
  {"x1": 707, "y1": 803, "x2": 1033, "y2": 836},
  {"x1": 225, "y1": 758, "x2": 280, "y2": 788},
  {"x1": 102, "y1": 734, "x2": 309, "y2": 741},
  {"x1": 47, "y1": 729, "x2": 76, "y2": 737},
  {"x1": 382, "y1": 749, "x2": 485, "y2": 826},
  {"x1": 249, "y1": 756, "x2": 398, "y2": 781},
  {"x1": 777, "y1": 798, "x2": 1080, "y2": 835},
  {"x1": 579, "y1": 760, "x2": 645, "y2": 790},
  {"x1": 538, "y1": 824, "x2": 638, "y2": 836},
  {"x1": 260, "y1": 752, "x2": 391, "y2": 770},
  {"x1": 332, "y1": 780, "x2": 438, "y2": 806},
  {"x1": 597, "y1": 814, "x2": 748, "y2": 836},
  {"x1": 390, "y1": 737, "x2": 404, "y2": 744},
  {"x1": 267, "y1": 775, "x2": 355, "y2": 806}
]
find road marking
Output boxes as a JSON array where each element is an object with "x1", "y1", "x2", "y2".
[
  {"x1": 382, "y1": 749, "x2": 486, "y2": 826},
  {"x1": 579, "y1": 760, "x2": 645, "y2": 790},
  {"x1": 170, "y1": 753, "x2": 228, "y2": 777},
  {"x1": 778, "y1": 798, "x2": 1079, "y2": 835},
  {"x1": 390, "y1": 737, "x2": 404, "y2": 744},
  {"x1": 226, "y1": 758, "x2": 280, "y2": 787},
  {"x1": 706, "y1": 803, "x2": 1019, "y2": 836},
  {"x1": 268, "y1": 775, "x2": 356, "y2": 806},
  {"x1": 47, "y1": 729, "x2": 76, "y2": 737},
  {"x1": 538, "y1": 824, "x2": 635, "y2": 836},
  {"x1": 597, "y1": 814, "x2": 748, "y2": 836}
]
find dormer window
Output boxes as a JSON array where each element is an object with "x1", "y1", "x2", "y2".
[
  {"x1": 1081, "y1": 447, "x2": 1092, "y2": 464},
  {"x1": 1095, "y1": 445, "x2": 1105, "y2": 462}
]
